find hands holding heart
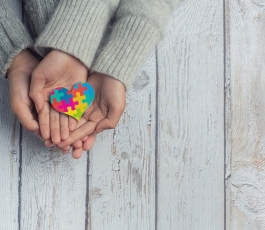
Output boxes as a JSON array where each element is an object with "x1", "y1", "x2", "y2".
[
  {"x1": 50, "y1": 82, "x2": 95, "y2": 121},
  {"x1": 7, "y1": 49, "x2": 126, "y2": 158}
]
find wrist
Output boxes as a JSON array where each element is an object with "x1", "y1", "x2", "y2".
[
  {"x1": 7, "y1": 50, "x2": 39, "y2": 79},
  {"x1": 7, "y1": 50, "x2": 30, "y2": 76}
]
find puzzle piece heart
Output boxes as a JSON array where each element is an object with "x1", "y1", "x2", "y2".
[{"x1": 50, "y1": 82, "x2": 95, "y2": 120}]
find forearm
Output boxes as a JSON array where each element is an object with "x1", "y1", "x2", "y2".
[
  {"x1": 91, "y1": 0, "x2": 181, "y2": 90},
  {"x1": 23, "y1": 0, "x2": 59, "y2": 38},
  {"x1": 31, "y1": 0, "x2": 120, "y2": 70}
]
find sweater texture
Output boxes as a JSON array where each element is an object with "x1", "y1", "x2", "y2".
[
  {"x1": 1, "y1": 0, "x2": 180, "y2": 89},
  {"x1": 0, "y1": 0, "x2": 33, "y2": 79}
]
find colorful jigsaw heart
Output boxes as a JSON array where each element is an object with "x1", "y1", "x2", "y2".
[{"x1": 50, "y1": 82, "x2": 95, "y2": 120}]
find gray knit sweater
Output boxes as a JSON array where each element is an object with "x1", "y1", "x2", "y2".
[{"x1": 0, "y1": 0, "x2": 180, "y2": 89}]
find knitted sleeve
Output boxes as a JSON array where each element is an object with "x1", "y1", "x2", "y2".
[
  {"x1": 34, "y1": 0, "x2": 120, "y2": 70},
  {"x1": 0, "y1": 0, "x2": 33, "y2": 79},
  {"x1": 23, "y1": 0, "x2": 59, "y2": 39},
  {"x1": 91, "y1": 0, "x2": 181, "y2": 90}
]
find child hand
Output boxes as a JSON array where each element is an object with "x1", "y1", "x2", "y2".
[
  {"x1": 53, "y1": 73, "x2": 126, "y2": 158},
  {"x1": 7, "y1": 50, "x2": 41, "y2": 137},
  {"x1": 29, "y1": 50, "x2": 88, "y2": 146}
]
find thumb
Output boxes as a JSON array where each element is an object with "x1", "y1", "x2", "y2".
[
  {"x1": 29, "y1": 70, "x2": 45, "y2": 112},
  {"x1": 96, "y1": 107, "x2": 124, "y2": 133}
]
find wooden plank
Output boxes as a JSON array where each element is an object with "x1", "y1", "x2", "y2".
[
  {"x1": 0, "y1": 82, "x2": 20, "y2": 229},
  {"x1": 15, "y1": 1, "x2": 88, "y2": 228},
  {"x1": 224, "y1": 0, "x2": 232, "y2": 228},
  {"x1": 225, "y1": 0, "x2": 265, "y2": 229},
  {"x1": 0, "y1": 1, "x2": 22, "y2": 229},
  {"x1": 20, "y1": 136, "x2": 88, "y2": 229},
  {"x1": 88, "y1": 53, "x2": 157, "y2": 229},
  {"x1": 156, "y1": 1, "x2": 225, "y2": 229}
]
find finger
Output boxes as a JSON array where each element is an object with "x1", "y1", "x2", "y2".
[
  {"x1": 72, "y1": 140, "x2": 83, "y2": 149},
  {"x1": 29, "y1": 71, "x2": 46, "y2": 112},
  {"x1": 56, "y1": 116, "x2": 90, "y2": 146},
  {"x1": 75, "y1": 117, "x2": 87, "y2": 129},
  {"x1": 96, "y1": 106, "x2": 124, "y2": 133},
  {"x1": 69, "y1": 117, "x2": 78, "y2": 132},
  {"x1": 61, "y1": 150, "x2": 70, "y2": 154},
  {"x1": 39, "y1": 102, "x2": 50, "y2": 140},
  {"x1": 61, "y1": 146, "x2": 71, "y2": 154},
  {"x1": 34, "y1": 130, "x2": 45, "y2": 142},
  {"x1": 82, "y1": 133, "x2": 97, "y2": 151},
  {"x1": 45, "y1": 139, "x2": 71, "y2": 154},
  {"x1": 57, "y1": 121, "x2": 97, "y2": 149},
  {"x1": 61, "y1": 149, "x2": 70, "y2": 154},
  {"x1": 50, "y1": 107, "x2": 61, "y2": 144},
  {"x1": 45, "y1": 140, "x2": 55, "y2": 148},
  {"x1": 70, "y1": 140, "x2": 83, "y2": 159},
  {"x1": 81, "y1": 136, "x2": 88, "y2": 142},
  {"x1": 46, "y1": 140, "x2": 82, "y2": 151},
  {"x1": 72, "y1": 147, "x2": 83, "y2": 159},
  {"x1": 60, "y1": 113, "x2": 69, "y2": 140},
  {"x1": 12, "y1": 104, "x2": 39, "y2": 133},
  {"x1": 44, "y1": 141, "x2": 71, "y2": 153},
  {"x1": 44, "y1": 141, "x2": 73, "y2": 152}
]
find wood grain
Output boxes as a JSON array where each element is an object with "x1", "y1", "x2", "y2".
[
  {"x1": 6, "y1": 0, "x2": 259, "y2": 228},
  {"x1": 0, "y1": 1, "x2": 22, "y2": 229},
  {"x1": 0, "y1": 82, "x2": 20, "y2": 229},
  {"x1": 88, "y1": 53, "x2": 157, "y2": 230},
  {"x1": 156, "y1": 0, "x2": 225, "y2": 229},
  {"x1": 20, "y1": 134, "x2": 88, "y2": 229},
  {"x1": 6, "y1": 1, "x2": 90, "y2": 229},
  {"x1": 226, "y1": 0, "x2": 265, "y2": 229}
]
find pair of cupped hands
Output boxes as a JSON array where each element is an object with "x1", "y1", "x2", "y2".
[{"x1": 7, "y1": 49, "x2": 126, "y2": 158}]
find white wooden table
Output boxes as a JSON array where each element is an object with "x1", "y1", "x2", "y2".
[{"x1": 1, "y1": 0, "x2": 264, "y2": 229}]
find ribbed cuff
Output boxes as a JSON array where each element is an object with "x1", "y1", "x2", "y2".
[
  {"x1": 35, "y1": 0, "x2": 115, "y2": 69},
  {"x1": 0, "y1": 4, "x2": 33, "y2": 79},
  {"x1": 91, "y1": 17, "x2": 162, "y2": 90}
]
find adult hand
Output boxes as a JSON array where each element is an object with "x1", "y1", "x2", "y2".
[
  {"x1": 52, "y1": 73, "x2": 126, "y2": 158},
  {"x1": 29, "y1": 49, "x2": 88, "y2": 156},
  {"x1": 7, "y1": 50, "x2": 41, "y2": 138}
]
